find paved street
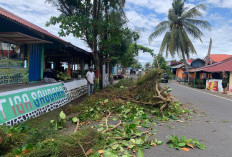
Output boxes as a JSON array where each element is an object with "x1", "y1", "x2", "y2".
[{"x1": 144, "y1": 82, "x2": 232, "y2": 157}]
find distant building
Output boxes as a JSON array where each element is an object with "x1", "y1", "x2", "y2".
[{"x1": 205, "y1": 54, "x2": 232, "y2": 65}]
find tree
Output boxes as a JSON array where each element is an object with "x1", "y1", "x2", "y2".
[
  {"x1": 145, "y1": 62, "x2": 151, "y2": 69},
  {"x1": 119, "y1": 44, "x2": 153, "y2": 68},
  {"x1": 153, "y1": 54, "x2": 171, "y2": 75},
  {"x1": 149, "y1": 0, "x2": 211, "y2": 71},
  {"x1": 131, "y1": 60, "x2": 142, "y2": 69},
  {"x1": 46, "y1": 0, "x2": 127, "y2": 88}
]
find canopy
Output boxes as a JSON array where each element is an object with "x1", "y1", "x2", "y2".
[{"x1": 0, "y1": 32, "x2": 51, "y2": 44}]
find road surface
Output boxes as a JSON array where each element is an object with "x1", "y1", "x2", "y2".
[{"x1": 144, "y1": 82, "x2": 232, "y2": 157}]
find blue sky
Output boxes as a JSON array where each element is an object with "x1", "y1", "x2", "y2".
[{"x1": 1, "y1": 0, "x2": 232, "y2": 65}]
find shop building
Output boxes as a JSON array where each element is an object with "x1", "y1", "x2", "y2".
[{"x1": 0, "y1": 7, "x2": 92, "y2": 86}]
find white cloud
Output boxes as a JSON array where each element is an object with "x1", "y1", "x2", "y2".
[
  {"x1": 127, "y1": 0, "x2": 173, "y2": 14},
  {"x1": 1, "y1": 0, "x2": 232, "y2": 66},
  {"x1": 206, "y1": 0, "x2": 232, "y2": 9}
]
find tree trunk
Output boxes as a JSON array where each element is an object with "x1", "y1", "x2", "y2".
[
  {"x1": 205, "y1": 38, "x2": 212, "y2": 66},
  {"x1": 109, "y1": 62, "x2": 113, "y2": 85},
  {"x1": 181, "y1": 50, "x2": 189, "y2": 84},
  {"x1": 92, "y1": 52, "x2": 99, "y2": 87}
]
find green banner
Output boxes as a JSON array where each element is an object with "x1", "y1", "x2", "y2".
[
  {"x1": 0, "y1": 68, "x2": 29, "y2": 85},
  {"x1": 0, "y1": 58, "x2": 24, "y2": 68},
  {"x1": 0, "y1": 83, "x2": 67, "y2": 124}
]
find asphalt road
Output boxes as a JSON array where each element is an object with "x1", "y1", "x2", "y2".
[{"x1": 144, "y1": 82, "x2": 232, "y2": 157}]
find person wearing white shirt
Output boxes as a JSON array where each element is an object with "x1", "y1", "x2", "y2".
[{"x1": 85, "y1": 67, "x2": 95, "y2": 96}]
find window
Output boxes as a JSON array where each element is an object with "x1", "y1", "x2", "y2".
[{"x1": 0, "y1": 42, "x2": 25, "y2": 60}]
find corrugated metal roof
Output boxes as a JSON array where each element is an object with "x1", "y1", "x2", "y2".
[
  {"x1": 190, "y1": 57, "x2": 232, "y2": 72},
  {"x1": 209, "y1": 54, "x2": 232, "y2": 63},
  {"x1": 204, "y1": 59, "x2": 232, "y2": 72},
  {"x1": 0, "y1": 32, "x2": 52, "y2": 44},
  {"x1": 171, "y1": 63, "x2": 185, "y2": 69},
  {"x1": 0, "y1": 7, "x2": 67, "y2": 44}
]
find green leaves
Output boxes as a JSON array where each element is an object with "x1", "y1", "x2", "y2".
[
  {"x1": 59, "y1": 111, "x2": 66, "y2": 120},
  {"x1": 167, "y1": 135, "x2": 206, "y2": 150},
  {"x1": 136, "y1": 148, "x2": 144, "y2": 157},
  {"x1": 72, "y1": 117, "x2": 78, "y2": 123}
]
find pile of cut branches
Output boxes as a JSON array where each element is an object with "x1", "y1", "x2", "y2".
[{"x1": 117, "y1": 69, "x2": 175, "y2": 115}]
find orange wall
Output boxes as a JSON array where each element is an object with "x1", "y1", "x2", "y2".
[{"x1": 176, "y1": 68, "x2": 185, "y2": 79}]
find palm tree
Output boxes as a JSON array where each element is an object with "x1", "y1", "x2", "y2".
[{"x1": 149, "y1": 0, "x2": 211, "y2": 70}]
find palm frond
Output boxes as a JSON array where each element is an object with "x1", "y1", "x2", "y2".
[
  {"x1": 183, "y1": 22, "x2": 204, "y2": 42},
  {"x1": 185, "y1": 19, "x2": 211, "y2": 30},
  {"x1": 149, "y1": 21, "x2": 169, "y2": 43},
  {"x1": 182, "y1": 30, "x2": 197, "y2": 55},
  {"x1": 179, "y1": 30, "x2": 187, "y2": 54},
  {"x1": 168, "y1": 10, "x2": 178, "y2": 22},
  {"x1": 181, "y1": 4, "x2": 206, "y2": 19},
  {"x1": 159, "y1": 32, "x2": 171, "y2": 56},
  {"x1": 170, "y1": 26, "x2": 179, "y2": 53}
]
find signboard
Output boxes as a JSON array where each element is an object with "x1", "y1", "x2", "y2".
[
  {"x1": 206, "y1": 79, "x2": 223, "y2": 92},
  {"x1": 0, "y1": 58, "x2": 24, "y2": 68},
  {"x1": 0, "y1": 68, "x2": 28, "y2": 85},
  {"x1": 0, "y1": 83, "x2": 67, "y2": 125}
]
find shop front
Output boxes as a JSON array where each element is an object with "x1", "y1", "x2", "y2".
[
  {"x1": 229, "y1": 72, "x2": 232, "y2": 93},
  {"x1": 0, "y1": 41, "x2": 28, "y2": 85},
  {"x1": 0, "y1": 7, "x2": 92, "y2": 86},
  {"x1": 196, "y1": 57, "x2": 232, "y2": 93}
]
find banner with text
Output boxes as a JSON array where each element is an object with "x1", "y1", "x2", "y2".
[{"x1": 0, "y1": 83, "x2": 67, "y2": 124}]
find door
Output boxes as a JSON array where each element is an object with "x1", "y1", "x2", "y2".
[{"x1": 29, "y1": 45, "x2": 42, "y2": 82}]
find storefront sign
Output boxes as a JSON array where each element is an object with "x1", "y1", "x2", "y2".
[
  {"x1": 0, "y1": 83, "x2": 67, "y2": 125},
  {"x1": 0, "y1": 68, "x2": 28, "y2": 85},
  {"x1": 206, "y1": 79, "x2": 223, "y2": 92},
  {"x1": 0, "y1": 58, "x2": 24, "y2": 68}
]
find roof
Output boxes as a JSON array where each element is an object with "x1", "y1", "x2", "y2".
[
  {"x1": 169, "y1": 61, "x2": 183, "y2": 66},
  {"x1": 171, "y1": 63, "x2": 185, "y2": 69},
  {"x1": 0, "y1": 32, "x2": 52, "y2": 44},
  {"x1": 204, "y1": 59, "x2": 232, "y2": 72},
  {"x1": 0, "y1": 7, "x2": 67, "y2": 44},
  {"x1": 188, "y1": 56, "x2": 232, "y2": 72},
  {"x1": 208, "y1": 54, "x2": 232, "y2": 63},
  {"x1": 192, "y1": 58, "x2": 205, "y2": 62}
]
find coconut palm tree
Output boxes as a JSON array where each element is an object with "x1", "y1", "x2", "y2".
[{"x1": 149, "y1": 0, "x2": 211, "y2": 70}]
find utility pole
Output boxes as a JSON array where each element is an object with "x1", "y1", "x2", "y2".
[{"x1": 205, "y1": 38, "x2": 212, "y2": 66}]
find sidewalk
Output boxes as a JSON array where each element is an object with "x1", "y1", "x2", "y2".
[{"x1": 170, "y1": 80, "x2": 232, "y2": 100}]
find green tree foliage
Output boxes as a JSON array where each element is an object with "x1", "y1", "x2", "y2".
[
  {"x1": 153, "y1": 54, "x2": 171, "y2": 75},
  {"x1": 119, "y1": 44, "x2": 153, "y2": 68},
  {"x1": 109, "y1": 29, "x2": 140, "y2": 67},
  {"x1": 46, "y1": 0, "x2": 128, "y2": 87},
  {"x1": 149, "y1": 0, "x2": 211, "y2": 69},
  {"x1": 131, "y1": 60, "x2": 142, "y2": 69},
  {"x1": 145, "y1": 62, "x2": 151, "y2": 69}
]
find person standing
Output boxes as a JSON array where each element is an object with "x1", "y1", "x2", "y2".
[
  {"x1": 222, "y1": 71, "x2": 229, "y2": 94},
  {"x1": 85, "y1": 67, "x2": 95, "y2": 96}
]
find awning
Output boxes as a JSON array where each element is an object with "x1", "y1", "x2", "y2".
[{"x1": 0, "y1": 32, "x2": 52, "y2": 44}]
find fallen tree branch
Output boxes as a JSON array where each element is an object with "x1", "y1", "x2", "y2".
[
  {"x1": 74, "y1": 118, "x2": 80, "y2": 134},
  {"x1": 102, "y1": 120, "x2": 122, "y2": 134},
  {"x1": 106, "y1": 131, "x2": 149, "y2": 141},
  {"x1": 105, "y1": 112, "x2": 111, "y2": 131}
]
